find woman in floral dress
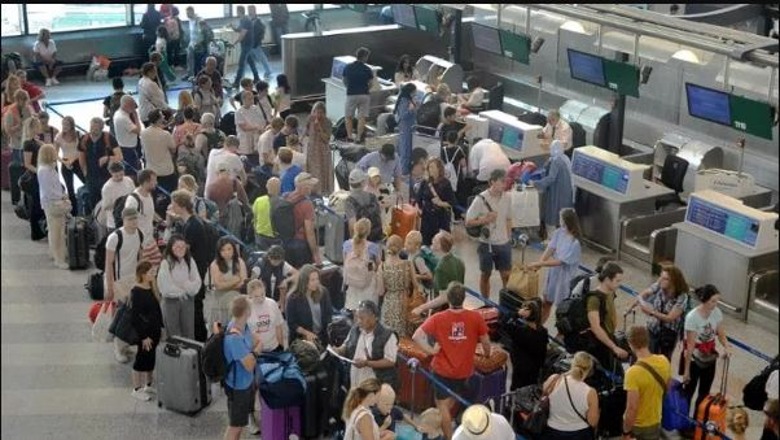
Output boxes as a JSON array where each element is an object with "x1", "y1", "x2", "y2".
[
  {"x1": 303, "y1": 101, "x2": 333, "y2": 195},
  {"x1": 378, "y1": 235, "x2": 418, "y2": 337}
]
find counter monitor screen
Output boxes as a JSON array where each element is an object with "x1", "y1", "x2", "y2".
[
  {"x1": 498, "y1": 29, "x2": 531, "y2": 65},
  {"x1": 392, "y1": 4, "x2": 417, "y2": 29},
  {"x1": 471, "y1": 23, "x2": 503, "y2": 56},
  {"x1": 488, "y1": 121, "x2": 504, "y2": 143},
  {"x1": 572, "y1": 153, "x2": 630, "y2": 194},
  {"x1": 413, "y1": 6, "x2": 440, "y2": 35},
  {"x1": 567, "y1": 49, "x2": 607, "y2": 87},
  {"x1": 331, "y1": 59, "x2": 348, "y2": 80},
  {"x1": 500, "y1": 126, "x2": 524, "y2": 151},
  {"x1": 685, "y1": 83, "x2": 732, "y2": 126},
  {"x1": 686, "y1": 196, "x2": 759, "y2": 247}
]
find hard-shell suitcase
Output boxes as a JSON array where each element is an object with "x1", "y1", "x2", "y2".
[
  {"x1": 398, "y1": 338, "x2": 434, "y2": 412},
  {"x1": 76, "y1": 186, "x2": 92, "y2": 218},
  {"x1": 598, "y1": 387, "x2": 627, "y2": 438},
  {"x1": 694, "y1": 358, "x2": 730, "y2": 440},
  {"x1": 317, "y1": 259, "x2": 345, "y2": 311},
  {"x1": 156, "y1": 336, "x2": 212, "y2": 414},
  {"x1": 301, "y1": 369, "x2": 330, "y2": 438},
  {"x1": 261, "y1": 398, "x2": 302, "y2": 440},
  {"x1": 67, "y1": 217, "x2": 91, "y2": 270},
  {"x1": 390, "y1": 203, "x2": 418, "y2": 241},
  {"x1": 468, "y1": 367, "x2": 507, "y2": 405},
  {"x1": 317, "y1": 204, "x2": 347, "y2": 264},
  {"x1": 1, "y1": 148, "x2": 12, "y2": 190}
]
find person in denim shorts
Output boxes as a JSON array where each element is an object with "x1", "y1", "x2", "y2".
[{"x1": 465, "y1": 169, "x2": 513, "y2": 298}]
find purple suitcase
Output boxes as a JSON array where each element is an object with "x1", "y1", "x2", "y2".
[
  {"x1": 260, "y1": 398, "x2": 302, "y2": 440},
  {"x1": 468, "y1": 367, "x2": 507, "y2": 404}
]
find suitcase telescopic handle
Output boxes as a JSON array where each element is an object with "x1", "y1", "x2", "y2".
[{"x1": 164, "y1": 343, "x2": 181, "y2": 357}]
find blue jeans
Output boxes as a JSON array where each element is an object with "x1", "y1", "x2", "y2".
[
  {"x1": 249, "y1": 46, "x2": 272, "y2": 77},
  {"x1": 120, "y1": 147, "x2": 140, "y2": 180},
  {"x1": 234, "y1": 44, "x2": 259, "y2": 86}
]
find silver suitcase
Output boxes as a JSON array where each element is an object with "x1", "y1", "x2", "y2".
[
  {"x1": 318, "y1": 205, "x2": 347, "y2": 264},
  {"x1": 156, "y1": 336, "x2": 212, "y2": 414}
]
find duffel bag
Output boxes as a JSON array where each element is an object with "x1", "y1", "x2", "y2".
[{"x1": 257, "y1": 351, "x2": 307, "y2": 410}]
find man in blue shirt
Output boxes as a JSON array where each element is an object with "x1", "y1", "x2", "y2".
[
  {"x1": 231, "y1": 5, "x2": 260, "y2": 89},
  {"x1": 341, "y1": 47, "x2": 374, "y2": 143},
  {"x1": 223, "y1": 296, "x2": 263, "y2": 440},
  {"x1": 357, "y1": 143, "x2": 402, "y2": 192}
]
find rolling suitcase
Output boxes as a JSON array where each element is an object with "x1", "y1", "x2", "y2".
[
  {"x1": 9, "y1": 159, "x2": 24, "y2": 204},
  {"x1": 390, "y1": 203, "x2": 417, "y2": 241},
  {"x1": 398, "y1": 338, "x2": 435, "y2": 413},
  {"x1": 301, "y1": 369, "x2": 330, "y2": 438},
  {"x1": 156, "y1": 336, "x2": 212, "y2": 415},
  {"x1": 1, "y1": 148, "x2": 11, "y2": 190},
  {"x1": 67, "y1": 217, "x2": 91, "y2": 270},
  {"x1": 468, "y1": 367, "x2": 508, "y2": 405},
  {"x1": 694, "y1": 358, "x2": 730, "y2": 440},
  {"x1": 261, "y1": 397, "x2": 302, "y2": 440},
  {"x1": 317, "y1": 204, "x2": 347, "y2": 264},
  {"x1": 317, "y1": 259, "x2": 345, "y2": 311}
]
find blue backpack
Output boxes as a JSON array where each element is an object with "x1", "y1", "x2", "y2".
[{"x1": 257, "y1": 351, "x2": 307, "y2": 409}]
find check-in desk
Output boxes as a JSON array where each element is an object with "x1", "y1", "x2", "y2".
[
  {"x1": 469, "y1": 110, "x2": 545, "y2": 161},
  {"x1": 322, "y1": 56, "x2": 397, "y2": 124},
  {"x1": 414, "y1": 55, "x2": 464, "y2": 94},
  {"x1": 673, "y1": 190, "x2": 779, "y2": 320},
  {"x1": 572, "y1": 146, "x2": 674, "y2": 252}
]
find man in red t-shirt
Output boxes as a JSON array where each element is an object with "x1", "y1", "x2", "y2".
[
  {"x1": 413, "y1": 282, "x2": 491, "y2": 440},
  {"x1": 283, "y1": 172, "x2": 321, "y2": 268}
]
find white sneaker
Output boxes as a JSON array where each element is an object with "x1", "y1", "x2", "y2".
[
  {"x1": 45, "y1": 78, "x2": 52, "y2": 87},
  {"x1": 55, "y1": 262, "x2": 69, "y2": 270},
  {"x1": 142, "y1": 385, "x2": 157, "y2": 395},
  {"x1": 247, "y1": 414, "x2": 261, "y2": 435},
  {"x1": 131, "y1": 388, "x2": 151, "y2": 401},
  {"x1": 114, "y1": 351, "x2": 129, "y2": 364},
  {"x1": 52, "y1": 78, "x2": 60, "y2": 85}
]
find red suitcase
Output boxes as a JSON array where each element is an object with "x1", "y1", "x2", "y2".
[
  {"x1": 398, "y1": 337, "x2": 435, "y2": 413},
  {"x1": 694, "y1": 358, "x2": 730, "y2": 440},
  {"x1": 1, "y1": 148, "x2": 12, "y2": 190},
  {"x1": 475, "y1": 307, "x2": 500, "y2": 339},
  {"x1": 390, "y1": 203, "x2": 418, "y2": 241}
]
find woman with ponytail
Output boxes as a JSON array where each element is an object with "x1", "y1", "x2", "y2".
[
  {"x1": 544, "y1": 351, "x2": 600, "y2": 439},
  {"x1": 343, "y1": 377, "x2": 388, "y2": 440},
  {"x1": 342, "y1": 218, "x2": 381, "y2": 312}
]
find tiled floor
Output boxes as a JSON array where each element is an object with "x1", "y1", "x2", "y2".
[{"x1": 1, "y1": 60, "x2": 776, "y2": 439}]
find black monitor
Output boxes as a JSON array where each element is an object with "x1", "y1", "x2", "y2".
[
  {"x1": 471, "y1": 23, "x2": 503, "y2": 55},
  {"x1": 567, "y1": 49, "x2": 607, "y2": 87},
  {"x1": 392, "y1": 4, "x2": 417, "y2": 29},
  {"x1": 685, "y1": 83, "x2": 732, "y2": 127}
]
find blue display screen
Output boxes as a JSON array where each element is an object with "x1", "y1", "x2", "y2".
[
  {"x1": 488, "y1": 121, "x2": 504, "y2": 143},
  {"x1": 392, "y1": 4, "x2": 417, "y2": 29},
  {"x1": 567, "y1": 49, "x2": 607, "y2": 87},
  {"x1": 501, "y1": 126, "x2": 524, "y2": 151},
  {"x1": 472, "y1": 23, "x2": 503, "y2": 55},
  {"x1": 686, "y1": 197, "x2": 759, "y2": 247},
  {"x1": 572, "y1": 153, "x2": 629, "y2": 194},
  {"x1": 331, "y1": 59, "x2": 347, "y2": 80},
  {"x1": 685, "y1": 83, "x2": 732, "y2": 126}
]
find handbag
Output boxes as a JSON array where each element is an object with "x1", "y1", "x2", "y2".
[
  {"x1": 108, "y1": 298, "x2": 140, "y2": 345},
  {"x1": 91, "y1": 301, "x2": 115, "y2": 343},
  {"x1": 466, "y1": 194, "x2": 492, "y2": 238},
  {"x1": 523, "y1": 374, "x2": 562, "y2": 434},
  {"x1": 506, "y1": 264, "x2": 540, "y2": 300}
]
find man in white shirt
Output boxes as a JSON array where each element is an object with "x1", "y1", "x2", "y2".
[
  {"x1": 332, "y1": 300, "x2": 399, "y2": 390},
  {"x1": 539, "y1": 109, "x2": 573, "y2": 151},
  {"x1": 140, "y1": 109, "x2": 177, "y2": 195},
  {"x1": 104, "y1": 207, "x2": 144, "y2": 363},
  {"x1": 258, "y1": 117, "x2": 284, "y2": 166},
  {"x1": 124, "y1": 169, "x2": 158, "y2": 246},
  {"x1": 235, "y1": 90, "x2": 268, "y2": 169},
  {"x1": 466, "y1": 169, "x2": 513, "y2": 298},
  {"x1": 113, "y1": 95, "x2": 143, "y2": 180},
  {"x1": 101, "y1": 161, "x2": 136, "y2": 231},
  {"x1": 468, "y1": 139, "x2": 510, "y2": 184},
  {"x1": 205, "y1": 135, "x2": 247, "y2": 189}
]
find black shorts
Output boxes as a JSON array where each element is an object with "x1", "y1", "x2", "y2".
[
  {"x1": 432, "y1": 373, "x2": 468, "y2": 401},
  {"x1": 225, "y1": 386, "x2": 253, "y2": 427},
  {"x1": 133, "y1": 341, "x2": 157, "y2": 372}
]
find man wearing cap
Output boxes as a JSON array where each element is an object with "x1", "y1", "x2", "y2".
[
  {"x1": 283, "y1": 172, "x2": 321, "y2": 268},
  {"x1": 413, "y1": 283, "x2": 491, "y2": 440},
  {"x1": 345, "y1": 168, "x2": 384, "y2": 242},
  {"x1": 453, "y1": 404, "x2": 514, "y2": 440},
  {"x1": 357, "y1": 143, "x2": 403, "y2": 193},
  {"x1": 332, "y1": 300, "x2": 399, "y2": 390},
  {"x1": 113, "y1": 95, "x2": 143, "y2": 180},
  {"x1": 105, "y1": 207, "x2": 145, "y2": 363},
  {"x1": 205, "y1": 135, "x2": 246, "y2": 190},
  {"x1": 251, "y1": 244, "x2": 297, "y2": 310},
  {"x1": 101, "y1": 161, "x2": 135, "y2": 232}
]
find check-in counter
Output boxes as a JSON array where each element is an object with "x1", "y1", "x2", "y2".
[
  {"x1": 673, "y1": 190, "x2": 779, "y2": 320},
  {"x1": 322, "y1": 55, "x2": 397, "y2": 124},
  {"x1": 414, "y1": 55, "x2": 464, "y2": 94},
  {"x1": 572, "y1": 146, "x2": 675, "y2": 251},
  {"x1": 474, "y1": 110, "x2": 545, "y2": 160}
]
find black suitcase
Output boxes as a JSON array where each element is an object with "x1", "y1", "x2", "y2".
[
  {"x1": 67, "y1": 217, "x2": 90, "y2": 270},
  {"x1": 316, "y1": 259, "x2": 344, "y2": 311},
  {"x1": 220, "y1": 111, "x2": 236, "y2": 136},
  {"x1": 9, "y1": 160, "x2": 24, "y2": 205},
  {"x1": 301, "y1": 369, "x2": 330, "y2": 438}
]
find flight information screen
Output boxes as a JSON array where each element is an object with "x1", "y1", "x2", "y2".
[
  {"x1": 686, "y1": 83, "x2": 731, "y2": 126},
  {"x1": 471, "y1": 23, "x2": 503, "y2": 55},
  {"x1": 572, "y1": 153, "x2": 630, "y2": 194},
  {"x1": 567, "y1": 49, "x2": 607, "y2": 87},
  {"x1": 686, "y1": 197, "x2": 759, "y2": 247},
  {"x1": 392, "y1": 4, "x2": 417, "y2": 29}
]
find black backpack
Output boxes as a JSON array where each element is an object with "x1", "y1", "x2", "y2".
[
  {"x1": 271, "y1": 197, "x2": 303, "y2": 241},
  {"x1": 252, "y1": 18, "x2": 266, "y2": 48},
  {"x1": 202, "y1": 329, "x2": 233, "y2": 383},
  {"x1": 94, "y1": 229, "x2": 145, "y2": 278},
  {"x1": 220, "y1": 112, "x2": 237, "y2": 136},
  {"x1": 555, "y1": 291, "x2": 606, "y2": 337},
  {"x1": 200, "y1": 218, "x2": 222, "y2": 264},
  {"x1": 347, "y1": 194, "x2": 384, "y2": 242},
  {"x1": 333, "y1": 117, "x2": 348, "y2": 141},
  {"x1": 112, "y1": 193, "x2": 143, "y2": 230},
  {"x1": 570, "y1": 121, "x2": 587, "y2": 149},
  {"x1": 743, "y1": 355, "x2": 780, "y2": 410},
  {"x1": 415, "y1": 100, "x2": 441, "y2": 134},
  {"x1": 569, "y1": 273, "x2": 592, "y2": 297}
]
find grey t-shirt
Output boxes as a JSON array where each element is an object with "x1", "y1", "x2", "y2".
[{"x1": 308, "y1": 295, "x2": 322, "y2": 335}]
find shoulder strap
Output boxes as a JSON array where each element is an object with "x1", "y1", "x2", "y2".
[
  {"x1": 478, "y1": 194, "x2": 493, "y2": 212},
  {"x1": 114, "y1": 230, "x2": 124, "y2": 280},
  {"x1": 635, "y1": 361, "x2": 667, "y2": 396},
  {"x1": 129, "y1": 192, "x2": 143, "y2": 215},
  {"x1": 564, "y1": 375, "x2": 590, "y2": 425}
]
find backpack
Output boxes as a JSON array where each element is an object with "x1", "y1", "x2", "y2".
[
  {"x1": 220, "y1": 112, "x2": 237, "y2": 136},
  {"x1": 202, "y1": 130, "x2": 226, "y2": 156},
  {"x1": 743, "y1": 355, "x2": 780, "y2": 410},
  {"x1": 569, "y1": 273, "x2": 591, "y2": 298},
  {"x1": 442, "y1": 146, "x2": 462, "y2": 192},
  {"x1": 289, "y1": 339, "x2": 322, "y2": 375},
  {"x1": 555, "y1": 291, "x2": 606, "y2": 337},
  {"x1": 344, "y1": 246, "x2": 373, "y2": 289},
  {"x1": 199, "y1": 218, "x2": 222, "y2": 263},
  {"x1": 257, "y1": 351, "x2": 307, "y2": 410},
  {"x1": 219, "y1": 196, "x2": 247, "y2": 243},
  {"x1": 202, "y1": 329, "x2": 230, "y2": 383},
  {"x1": 347, "y1": 195, "x2": 384, "y2": 242},
  {"x1": 195, "y1": 196, "x2": 219, "y2": 222},
  {"x1": 112, "y1": 192, "x2": 143, "y2": 230},
  {"x1": 106, "y1": 91, "x2": 125, "y2": 123},
  {"x1": 333, "y1": 117, "x2": 348, "y2": 141},
  {"x1": 415, "y1": 100, "x2": 442, "y2": 132},
  {"x1": 271, "y1": 197, "x2": 303, "y2": 241},
  {"x1": 252, "y1": 18, "x2": 266, "y2": 48},
  {"x1": 419, "y1": 246, "x2": 439, "y2": 273},
  {"x1": 164, "y1": 17, "x2": 180, "y2": 40}
]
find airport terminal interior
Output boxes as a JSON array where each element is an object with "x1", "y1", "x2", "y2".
[{"x1": 1, "y1": 4, "x2": 779, "y2": 440}]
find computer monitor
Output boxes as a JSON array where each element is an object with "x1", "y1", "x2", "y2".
[
  {"x1": 685, "y1": 83, "x2": 732, "y2": 127},
  {"x1": 413, "y1": 5, "x2": 440, "y2": 35},
  {"x1": 392, "y1": 4, "x2": 417, "y2": 29},
  {"x1": 471, "y1": 23, "x2": 503, "y2": 56},
  {"x1": 498, "y1": 29, "x2": 530, "y2": 64},
  {"x1": 567, "y1": 49, "x2": 607, "y2": 87},
  {"x1": 500, "y1": 126, "x2": 523, "y2": 151},
  {"x1": 488, "y1": 121, "x2": 504, "y2": 143}
]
